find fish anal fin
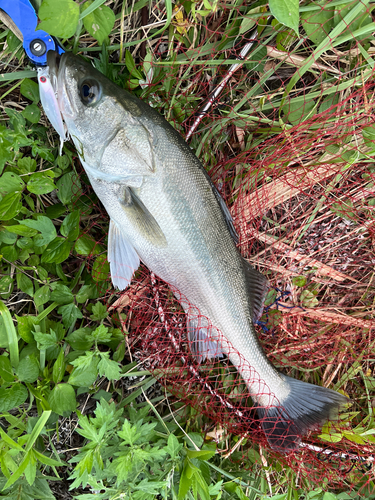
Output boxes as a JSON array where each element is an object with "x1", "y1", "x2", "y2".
[
  {"x1": 242, "y1": 259, "x2": 269, "y2": 323},
  {"x1": 119, "y1": 187, "x2": 167, "y2": 248},
  {"x1": 187, "y1": 316, "x2": 224, "y2": 363},
  {"x1": 108, "y1": 220, "x2": 140, "y2": 290}
]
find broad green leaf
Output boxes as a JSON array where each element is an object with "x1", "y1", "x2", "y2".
[
  {"x1": 50, "y1": 283, "x2": 74, "y2": 305},
  {"x1": 66, "y1": 327, "x2": 94, "y2": 351},
  {"x1": 34, "y1": 330, "x2": 59, "y2": 349},
  {"x1": 16, "y1": 273, "x2": 34, "y2": 297},
  {"x1": 90, "y1": 302, "x2": 108, "y2": 321},
  {"x1": 34, "y1": 285, "x2": 51, "y2": 308},
  {"x1": 41, "y1": 237, "x2": 72, "y2": 264},
  {"x1": 291, "y1": 276, "x2": 307, "y2": 287},
  {"x1": 301, "y1": 6, "x2": 334, "y2": 46},
  {"x1": 92, "y1": 254, "x2": 110, "y2": 282},
  {"x1": 38, "y1": 0, "x2": 80, "y2": 38},
  {"x1": 0, "y1": 191, "x2": 22, "y2": 220},
  {"x1": 48, "y1": 383, "x2": 76, "y2": 415},
  {"x1": 167, "y1": 433, "x2": 183, "y2": 459},
  {"x1": 75, "y1": 233, "x2": 99, "y2": 255},
  {"x1": 56, "y1": 171, "x2": 81, "y2": 204},
  {"x1": 17, "y1": 156, "x2": 37, "y2": 174},
  {"x1": 319, "y1": 94, "x2": 339, "y2": 114},
  {"x1": 0, "y1": 355, "x2": 14, "y2": 382},
  {"x1": 0, "y1": 172, "x2": 25, "y2": 196},
  {"x1": 22, "y1": 104, "x2": 41, "y2": 124},
  {"x1": 282, "y1": 98, "x2": 316, "y2": 125},
  {"x1": 17, "y1": 355, "x2": 39, "y2": 382},
  {"x1": 58, "y1": 303, "x2": 83, "y2": 329},
  {"x1": 60, "y1": 210, "x2": 80, "y2": 241},
  {"x1": 16, "y1": 315, "x2": 37, "y2": 343},
  {"x1": 20, "y1": 79, "x2": 40, "y2": 103},
  {"x1": 6, "y1": 224, "x2": 38, "y2": 237},
  {"x1": 269, "y1": 0, "x2": 299, "y2": 34},
  {"x1": 76, "y1": 283, "x2": 99, "y2": 303},
  {"x1": 186, "y1": 448, "x2": 216, "y2": 460},
  {"x1": 82, "y1": 0, "x2": 115, "y2": 44},
  {"x1": 27, "y1": 172, "x2": 56, "y2": 195},
  {"x1": 0, "y1": 383, "x2": 28, "y2": 411},
  {"x1": 22, "y1": 215, "x2": 57, "y2": 246},
  {"x1": 1, "y1": 245, "x2": 18, "y2": 262}
]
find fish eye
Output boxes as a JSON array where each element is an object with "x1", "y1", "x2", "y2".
[{"x1": 79, "y1": 79, "x2": 101, "y2": 105}]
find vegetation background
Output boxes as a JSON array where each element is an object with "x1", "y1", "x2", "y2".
[{"x1": 0, "y1": 0, "x2": 374, "y2": 498}]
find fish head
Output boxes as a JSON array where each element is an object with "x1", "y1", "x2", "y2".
[{"x1": 49, "y1": 51, "x2": 145, "y2": 170}]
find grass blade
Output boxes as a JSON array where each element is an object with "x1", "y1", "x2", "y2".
[{"x1": 0, "y1": 301, "x2": 19, "y2": 369}]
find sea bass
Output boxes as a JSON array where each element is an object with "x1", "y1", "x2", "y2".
[{"x1": 47, "y1": 51, "x2": 347, "y2": 452}]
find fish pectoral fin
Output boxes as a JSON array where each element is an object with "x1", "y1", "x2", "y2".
[
  {"x1": 242, "y1": 259, "x2": 269, "y2": 323},
  {"x1": 187, "y1": 316, "x2": 224, "y2": 363},
  {"x1": 108, "y1": 219, "x2": 140, "y2": 290},
  {"x1": 119, "y1": 188, "x2": 167, "y2": 248}
]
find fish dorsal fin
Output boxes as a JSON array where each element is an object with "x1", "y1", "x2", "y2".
[
  {"x1": 187, "y1": 316, "x2": 224, "y2": 363},
  {"x1": 211, "y1": 183, "x2": 239, "y2": 244},
  {"x1": 119, "y1": 187, "x2": 167, "y2": 248},
  {"x1": 197, "y1": 164, "x2": 239, "y2": 244},
  {"x1": 108, "y1": 220, "x2": 140, "y2": 290},
  {"x1": 242, "y1": 259, "x2": 269, "y2": 323}
]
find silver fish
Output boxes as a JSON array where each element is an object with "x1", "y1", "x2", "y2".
[{"x1": 48, "y1": 51, "x2": 347, "y2": 452}]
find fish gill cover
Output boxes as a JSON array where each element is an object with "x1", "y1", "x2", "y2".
[{"x1": 1, "y1": 0, "x2": 375, "y2": 495}]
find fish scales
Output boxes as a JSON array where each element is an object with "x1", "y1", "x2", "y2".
[{"x1": 46, "y1": 51, "x2": 348, "y2": 452}]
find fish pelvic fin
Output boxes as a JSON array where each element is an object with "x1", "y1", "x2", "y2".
[
  {"x1": 257, "y1": 375, "x2": 349, "y2": 453},
  {"x1": 108, "y1": 220, "x2": 140, "y2": 290},
  {"x1": 242, "y1": 259, "x2": 269, "y2": 323}
]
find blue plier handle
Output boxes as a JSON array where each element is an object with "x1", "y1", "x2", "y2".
[{"x1": 0, "y1": 0, "x2": 64, "y2": 66}]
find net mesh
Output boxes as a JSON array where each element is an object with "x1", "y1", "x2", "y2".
[{"x1": 62, "y1": 0, "x2": 375, "y2": 490}]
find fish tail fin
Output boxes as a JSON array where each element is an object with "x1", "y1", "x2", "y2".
[{"x1": 257, "y1": 375, "x2": 348, "y2": 453}]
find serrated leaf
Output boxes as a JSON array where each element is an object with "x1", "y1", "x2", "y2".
[
  {"x1": 0, "y1": 383, "x2": 28, "y2": 411},
  {"x1": 58, "y1": 303, "x2": 83, "y2": 329},
  {"x1": 22, "y1": 215, "x2": 57, "y2": 246},
  {"x1": 20, "y1": 79, "x2": 40, "y2": 103},
  {"x1": 269, "y1": 0, "x2": 299, "y2": 34},
  {"x1": 27, "y1": 172, "x2": 56, "y2": 195},
  {"x1": 48, "y1": 383, "x2": 77, "y2": 415},
  {"x1": 167, "y1": 433, "x2": 183, "y2": 460},
  {"x1": 68, "y1": 357, "x2": 98, "y2": 387},
  {"x1": 0, "y1": 172, "x2": 25, "y2": 196},
  {"x1": 41, "y1": 237, "x2": 72, "y2": 264},
  {"x1": 0, "y1": 191, "x2": 22, "y2": 220},
  {"x1": 17, "y1": 355, "x2": 39, "y2": 382},
  {"x1": 82, "y1": 0, "x2": 115, "y2": 45},
  {"x1": 34, "y1": 330, "x2": 59, "y2": 349},
  {"x1": 38, "y1": 0, "x2": 80, "y2": 38},
  {"x1": 97, "y1": 354, "x2": 121, "y2": 380},
  {"x1": 90, "y1": 302, "x2": 108, "y2": 321}
]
